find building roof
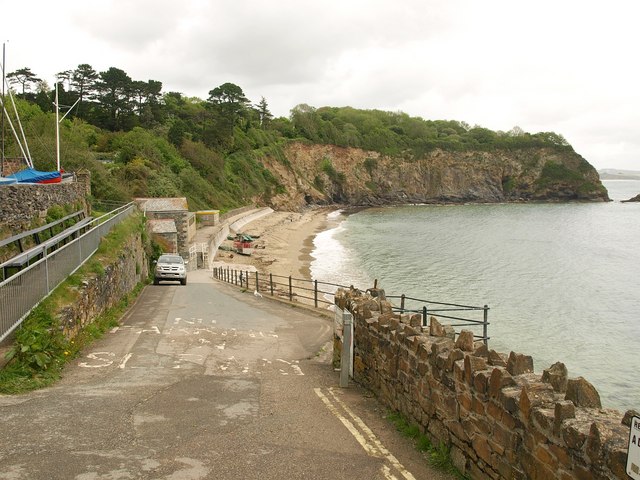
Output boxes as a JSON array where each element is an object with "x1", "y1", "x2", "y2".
[
  {"x1": 135, "y1": 197, "x2": 188, "y2": 212},
  {"x1": 147, "y1": 219, "x2": 177, "y2": 234}
]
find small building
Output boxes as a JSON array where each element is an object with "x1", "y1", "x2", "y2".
[
  {"x1": 196, "y1": 209, "x2": 220, "y2": 226},
  {"x1": 135, "y1": 197, "x2": 196, "y2": 257},
  {"x1": 147, "y1": 219, "x2": 178, "y2": 253}
]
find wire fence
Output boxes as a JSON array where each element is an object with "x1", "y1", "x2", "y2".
[
  {"x1": 0, "y1": 203, "x2": 136, "y2": 342},
  {"x1": 211, "y1": 266, "x2": 490, "y2": 345}
]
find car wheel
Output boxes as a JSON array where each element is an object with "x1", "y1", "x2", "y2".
[
  {"x1": 181, "y1": 278, "x2": 187, "y2": 286},
  {"x1": 153, "y1": 278, "x2": 160, "y2": 285}
]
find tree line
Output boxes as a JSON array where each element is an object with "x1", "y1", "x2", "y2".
[{"x1": 6, "y1": 64, "x2": 573, "y2": 161}]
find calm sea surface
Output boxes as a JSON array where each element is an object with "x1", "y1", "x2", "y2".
[{"x1": 310, "y1": 180, "x2": 640, "y2": 411}]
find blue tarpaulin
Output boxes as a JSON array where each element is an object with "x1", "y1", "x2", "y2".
[{"x1": 8, "y1": 168, "x2": 61, "y2": 183}]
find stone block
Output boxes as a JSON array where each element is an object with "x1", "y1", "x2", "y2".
[
  {"x1": 489, "y1": 367, "x2": 516, "y2": 399},
  {"x1": 455, "y1": 329, "x2": 475, "y2": 351},
  {"x1": 430, "y1": 316, "x2": 445, "y2": 336},
  {"x1": 500, "y1": 386, "x2": 521, "y2": 414},
  {"x1": 488, "y1": 349, "x2": 508, "y2": 367},
  {"x1": 473, "y1": 342, "x2": 489, "y2": 357},
  {"x1": 562, "y1": 420, "x2": 589, "y2": 450},
  {"x1": 450, "y1": 445, "x2": 468, "y2": 475},
  {"x1": 506, "y1": 351, "x2": 534, "y2": 375},
  {"x1": 464, "y1": 354, "x2": 488, "y2": 386},
  {"x1": 473, "y1": 370, "x2": 490, "y2": 395},
  {"x1": 554, "y1": 401, "x2": 576, "y2": 433},
  {"x1": 446, "y1": 349, "x2": 464, "y2": 372},
  {"x1": 622, "y1": 409, "x2": 640, "y2": 427},
  {"x1": 565, "y1": 377, "x2": 602, "y2": 408},
  {"x1": 472, "y1": 434, "x2": 493, "y2": 464},
  {"x1": 542, "y1": 361, "x2": 569, "y2": 393}
]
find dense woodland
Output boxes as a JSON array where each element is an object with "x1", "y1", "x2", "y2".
[{"x1": 2, "y1": 64, "x2": 577, "y2": 210}]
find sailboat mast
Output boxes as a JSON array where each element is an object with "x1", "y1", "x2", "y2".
[
  {"x1": 1, "y1": 42, "x2": 5, "y2": 176},
  {"x1": 55, "y1": 82, "x2": 60, "y2": 171}
]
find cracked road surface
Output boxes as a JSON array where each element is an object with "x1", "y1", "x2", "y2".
[{"x1": 0, "y1": 270, "x2": 454, "y2": 480}]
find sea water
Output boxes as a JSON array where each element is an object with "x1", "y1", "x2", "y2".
[{"x1": 310, "y1": 180, "x2": 640, "y2": 411}]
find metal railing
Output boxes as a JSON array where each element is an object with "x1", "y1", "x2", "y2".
[
  {"x1": 388, "y1": 294, "x2": 489, "y2": 345},
  {"x1": 211, "y1": 267, "x2": 490, "y2": 345},
  {"x1": 0, "y1": 203, "x2": 136, "y2": 342},
  {"x1": 212, "y1": 267, "x2": 348, "y2": 308}
]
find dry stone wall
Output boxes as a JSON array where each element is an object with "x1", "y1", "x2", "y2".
[
  {"x1": 335, "y1": 287, "x2": 634, "y2": 480},
  {"x1": 0, "y1": 181, "x2": 89, "y2": 232},
  {"x1": 58, "y1": 233, "x2": 148, "y2": 339}
]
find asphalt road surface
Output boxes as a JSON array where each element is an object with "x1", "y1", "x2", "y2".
[{"x1": 0, "y1": 270, "x2": 454, "y2": 480}]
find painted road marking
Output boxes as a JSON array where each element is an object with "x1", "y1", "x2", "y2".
[
  {"x1": 119, "y1": 353, "x2": 133, "y2": 369},
  {"x1": 314, "y1": 387, "x2": 416, "y2": 480},
  {"x1": 79, "y1": 352, "x2": 115, "y2": 368}
]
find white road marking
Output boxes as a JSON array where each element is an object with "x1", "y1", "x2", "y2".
[
  {"x1": 216, "y1": 342, "x2": 226, "y2": 350},
  {"x1": 79, "y1": 352, "x2": 115, "y2": 368},
  {"x1": 291, "y1": 365, "x2": 305, "y2": 376},
  {"x1": 315, "y1": 388, "x2": 416, "y2": 480},
  {"x1": 119, "y1": 353, "x2": 133, "y2": 369},
  {"x1": 381, "y1": 465, "x2": 399, "y2": 480},
  {"x1": 142, "y1": 326, "x2": 161, "y2": 334},
  {"x1": 276, "y1": 359, "x2": 291, "y2": 365},
  {"x1": 110, "y1": 327, "x2": 119, "y2": 333}
]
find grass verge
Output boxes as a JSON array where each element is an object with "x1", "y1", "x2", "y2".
[{"x1": 386, "y1": 411, "x2": 469, "y2": 479}]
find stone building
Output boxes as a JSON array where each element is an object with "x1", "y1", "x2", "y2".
[{"x1": 135, "y1": 198, "x2": 195, "y2": 257}]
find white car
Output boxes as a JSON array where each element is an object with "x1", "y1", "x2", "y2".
[{"x1": 153, "y1": 254, "x2": 187, "y2": 285}]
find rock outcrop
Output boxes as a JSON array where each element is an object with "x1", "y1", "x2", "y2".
[
  {"x1": 621, "y1": 193, "x2": 640, "y2": 202},
  {"x1": 262, "y1": 143, "x2": 609, "y2": 210}
]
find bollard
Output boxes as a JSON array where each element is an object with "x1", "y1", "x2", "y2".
[
  {"x1": 483, "y1": 305, "x2": 489, "y2": 346},
  {"x1": 340, "y1": 310, "x2": 353, "y2": 388},
  {"x1": 314, "y1": 279, "x2": 318, "y2": 308},
  {"x1": 270, "y1": 273, "x2": 274, "y2": 296},
  {"x1": 289, "y1": 276, "x2": 292, "y2": 301},
  {"x1": 255, "y1": 271, "x2": 259, "y2": 292}
]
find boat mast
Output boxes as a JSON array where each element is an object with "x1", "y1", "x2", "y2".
[
  {"x1": 1, "y1": 42, "x2": 5, "y2": 176},
  {"x1": 54, "y1": 81, "x2": 80, "y2": 172},
  {"x1": 55, "y1": 83, "x2": 60, "y2": 171}
]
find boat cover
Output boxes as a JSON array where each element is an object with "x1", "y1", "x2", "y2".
[{"x1": 9, "y1": 168, "x2": 62, "y2": 183}]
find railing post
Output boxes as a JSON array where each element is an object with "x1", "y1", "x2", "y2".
[
  {"x1": 289, "y1": 276, "x2": 293, "y2": 301},
  {"x1": 314, "y1": 279, "x2": 318, "y2": 308},
  {"x1": 422, "y1": 305, "x2": 427, "y2": 329},
  {"x1": 483, "y1": 305, "x2": 489, "y2": 346},
  {"x1": 270, "y1": 273, "x2": 274, "y2": 296},
  {"x1": 255, "y1": 271, "x2": 259, "y2": 292},
  {"x1": 400, "y1": 294, "x2": 405, "y2": 312}
]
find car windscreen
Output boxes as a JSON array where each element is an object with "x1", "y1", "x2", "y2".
[{"x1": 159, "y1": 256, "x2": 183, "y2": 264}]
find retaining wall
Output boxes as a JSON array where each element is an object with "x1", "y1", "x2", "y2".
[
  {"x1": 0, "y1": 181, "x2": 89, "y2": 233},
  {"x1": 335, "y1": 287, "x2": 635, "y2": 479},
  {"x1": 58, "y1": 233, "x2": 149, "y2": 339}
]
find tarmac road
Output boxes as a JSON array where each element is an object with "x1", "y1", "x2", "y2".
[{"x1": 0, "y1": 270, "x2": 454, "y2": 480}]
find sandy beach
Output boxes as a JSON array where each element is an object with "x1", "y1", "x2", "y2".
[{"x1": 211, "y1": 207, "x2": 333, "y2": 282}]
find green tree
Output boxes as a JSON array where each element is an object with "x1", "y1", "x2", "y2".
[
  {"x1": 95, "y1": 67, "x2": 134, "y2": 130},
  {"x1": 7, "y1": 67, "x2": 41, "y2": 96},
  {"x1": 71, "y1": 64, "x2": 99, "y2": 119},
  {"x1": 255, "y1": 96, "x2": 273, "y2": 127}
]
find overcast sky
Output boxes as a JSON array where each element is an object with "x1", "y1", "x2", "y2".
[{"x1": 4, "y1": 0, "x2": 639, "y2": 170}]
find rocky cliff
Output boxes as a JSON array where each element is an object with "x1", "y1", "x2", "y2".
[{"x1": 262, "y1": 143, "x2": 609, "y2": 210}]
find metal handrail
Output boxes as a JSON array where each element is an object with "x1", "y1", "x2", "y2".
[
  {"x1": 211, "y1": 266, "x2": 490, "y2": 345},
  {"x1": 0, "y1": 203, "x2": 136, "y2": 342}
]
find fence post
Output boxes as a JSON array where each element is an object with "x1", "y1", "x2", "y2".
[
  {"x1": 289, "y1": 276, "x2": 293, "y2": 301},
  {"x1": 422, "y1": 305, "x2": 427, "y2": 329},
  {"x1": 340, "y1": 310, "x2": 353, "y2": 388},
  {"x1": 270, "y1": 273, "x2": 274, "y2": 296},
  {"x1": 400, "y1": 294, "x2": 406, "y2": 311},
  {"x1": 314, "y1": 280, "x2": 318, "y2": 308},
  {"x1": 483, "y1": 305, "x2": 489, "y2": 346},
  {"x1": 255, "y1": 271, "x2": 259, "y2": 292}
]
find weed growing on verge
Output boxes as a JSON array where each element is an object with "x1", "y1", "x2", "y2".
[{"x1": 386, "y1": 411, "x2": 469, "y2": 479}]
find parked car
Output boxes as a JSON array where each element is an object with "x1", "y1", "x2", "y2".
[{"x1": 153, "y1": 254, "x2": 187, "y2": 285}]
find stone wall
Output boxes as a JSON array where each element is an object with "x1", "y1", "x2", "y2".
[
  {"x1": 145, "y1": 210, "x2": 193, "y2": 257},
  {"x1": 58, "y1": 233, "x2": 148, "y2": 339},
  {"x1": 335, "y1": 287, "x2": 634, "y2": 480},
  {"x1": 0, "y1": 180, "x2": 89, "y2": 232}
]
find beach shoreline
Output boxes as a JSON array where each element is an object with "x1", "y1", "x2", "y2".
[{"x1": 211, "y1": 207, "x2": 334, "y2": 282}]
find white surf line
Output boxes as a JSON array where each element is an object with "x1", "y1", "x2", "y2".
[
  {"x1": 119, "y1": 353, "x2": 133, "y2": 369},
  {"x1": 314, "y1": 388, "x2": 379, "y2": 457},
  {"x1": 327, "y1": 387, "x2": 416, "y2": 480}
]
